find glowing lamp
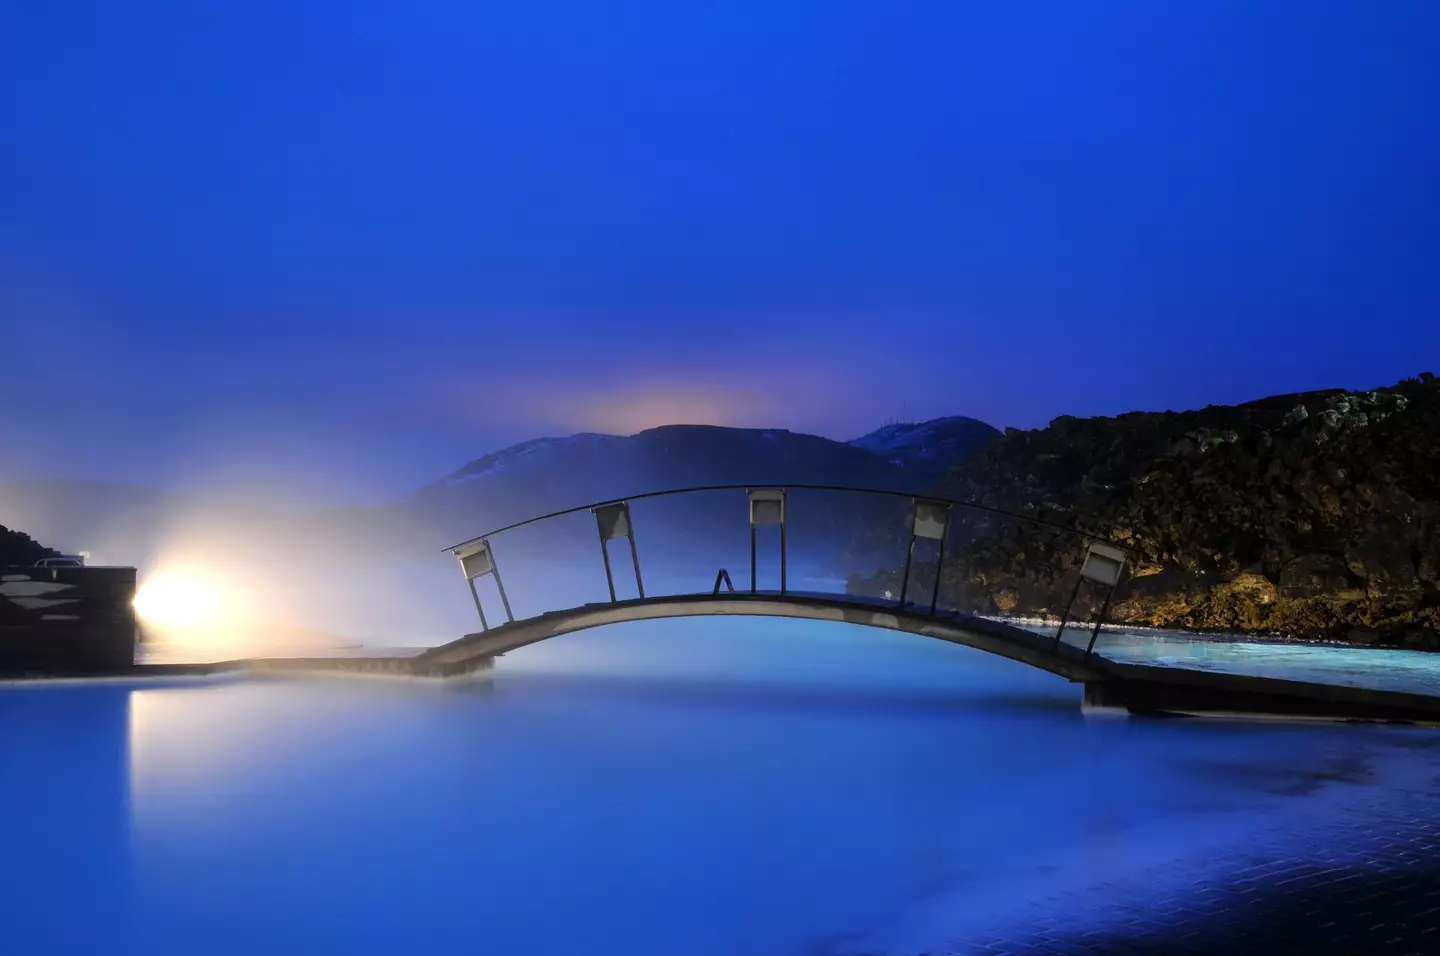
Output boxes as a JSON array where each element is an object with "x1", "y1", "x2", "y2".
[
  {"x1": 1080, "y1": 542, "x2": 1127, "y2": 587},
  {"x1": 748, "y1": 488, "x2": 786, "y2": 526},
  {"x1": 454, "y1": 540, "x2": 495, "y2": 581},
  {"x1": 133, "y1": 571, "x2": 225, "y2": 631},
  {"x1": 912, "y1": 500, "x2": 951, "y2": 540}
]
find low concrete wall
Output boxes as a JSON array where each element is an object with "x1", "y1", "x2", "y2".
[{"x1": 0, "y1": 566, "x2": 137, "y2": 675}]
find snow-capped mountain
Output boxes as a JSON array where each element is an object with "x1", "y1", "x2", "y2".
[{"x1": 848, "y1": 416, "x2": 1001, "y2": 481}]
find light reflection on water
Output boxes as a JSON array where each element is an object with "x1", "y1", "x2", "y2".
[{"x1": 2, "y1": 617, "x2": 1435, "y2": 955}]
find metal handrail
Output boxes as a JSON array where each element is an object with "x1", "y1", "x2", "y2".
[
  {"x1": 442, "y1": 482, "x2": 1132, "y2": 555},
  {"x1": 445, "y1": 481, "x2": 1133, "y2": 643}
]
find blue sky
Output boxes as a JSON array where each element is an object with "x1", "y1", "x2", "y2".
[{"x1": 3, "y1": 1, "x2": 1438, "y2": 503}]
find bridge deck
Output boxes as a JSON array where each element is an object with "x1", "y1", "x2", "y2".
[
  {"x1": 231, "y1": 590, "x2": 1440, "y2": 724},
  {"x1": 413, "y1": 590, "x2": 1107, "y2": 680}
]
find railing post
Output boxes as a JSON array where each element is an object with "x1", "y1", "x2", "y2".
[
  {"x1": 750, "y1": 525, "x2": 758, "y2": 594},
  {"x1": 628, "y1": 520, "x2": 645, "y2": 600},
  {"x1": 780, "y1": 520, "x2": 788, "y2": 595},
  {"x1": 598, "y1": 523, "x2": 618, "y2": 602},
  {"x1": 747, "y1": 488, "x2": 787, "y2": 594},
  {"x1": 928, "y1": 505, "x2": 953, "y2": 616},
  {"x1": 453, "y1": 539, "x2": 510, "y2": 630},
  {"x1": 901, "y1": 499, "x2": 951, "y2": 611},
  {"x1": 466, "y1": 577, "x2": 489, "y2": 631},
  {"x1": 1057, "y1": 542, "x2": 1128, "y2": 658},
  {"x1": 492, "y1": 561, "x2": 515, "y2": 624},
  {"x1": 1084, "y1": 586, "x2": 1116, "y2": 662},
  {"x1": 1051, "y1": 575, "x2": 1086, "y2": 652},
  {"x1": 898, "y1": 537, "x2": 917, "y2": 607},
  {"x1": 594, "y1": 502, "x2": 643, "y2": 601}
]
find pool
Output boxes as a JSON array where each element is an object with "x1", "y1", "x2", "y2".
[{"x1": 3, "y1": 617, "x2": 1436, "y2": 955}]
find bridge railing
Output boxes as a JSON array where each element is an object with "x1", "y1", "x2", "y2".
[{"x1": 443, "y1": 484, "x2": 1136, "y2": 659}]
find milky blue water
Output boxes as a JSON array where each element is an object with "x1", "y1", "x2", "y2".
[{"x1": 2, "y1": 617, "x2": 1434, "y2": 955}]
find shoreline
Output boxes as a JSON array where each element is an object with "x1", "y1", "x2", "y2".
[{"x1": 982, "y1": 613, "x2": 1438, "y2": 653}]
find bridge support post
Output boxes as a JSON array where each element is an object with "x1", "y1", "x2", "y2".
[
  {"x1": 747, "y1": 489, "x2": 787, "y2": 594},
  {"x1": 594, "y1": 502, "x2": 644, "y2": 601},
  {"x1": 492, "y1": 561, "x2": 516, "y2": 624},
  {"x1": 467, "y1": 578, "x2": 489, "y2": 631},
  {"x1": 900, "y1": 500, "x2": 952, "y2": 612},
  {"x1": 1084, "y1": 586, "x2": 1116, "y2": 662},
  {"x1": 1051, "y1": 576, "x2": 1086, "y2": 652},
  {"x1": 1053, "y1": 541, "x2": 1128, "y2": 656},
  {"x1": 599, "y1": 525, "x2": 617, "y2": 602},
  {"x1": 452, "y1": 539, "x2": 513, "y2": 630},
  {"x1": 928, "y1": 505, "x2": 953, "y2": 616}
]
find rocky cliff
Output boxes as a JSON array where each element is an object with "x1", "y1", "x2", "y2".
[
  {"x1": 850, "y1": 374, "x2": 1440, "y2": 648},
  {"x1": 1, "y1": 523, "x2": 57, "y2": 567}
]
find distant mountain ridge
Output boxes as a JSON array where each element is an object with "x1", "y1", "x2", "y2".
[
  {"x1": 0, "y1": 416, "x2": 1001, "y2": 565},
  {"x1": 425, "y1": 418, "x2": 1000, "y2": 501},
  {"x1": 0, "y1": 415, "x2": 999, "y2": 644},
  {"x1": 407, "y1": 418, "x2": 1000, "y2": 539},
  {"x1": 848, "y1": 417, "x2": 1003, "y2": 479}
]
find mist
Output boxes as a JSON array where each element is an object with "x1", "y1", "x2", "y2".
[{"x1": 0, "y1": 440, "x2": 915, "y2": 660}]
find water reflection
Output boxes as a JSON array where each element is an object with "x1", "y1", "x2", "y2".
[
  {"x1": 1, "y1": 619, "x2": 1433, "y2": 955},
  {"x1": 124, "y1": 620, "x2": 1429, "y2": 955},
  {"x1": 0, "y1": 684, "x2": 131, "y2": 953}
]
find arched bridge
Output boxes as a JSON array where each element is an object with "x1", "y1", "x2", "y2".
[
  {"x1": 417, "y1": 483, "x2": 1131, "y2": 680},
  {"x1": 237, "y1": 482, "x2": 1440, "y2": 723}
]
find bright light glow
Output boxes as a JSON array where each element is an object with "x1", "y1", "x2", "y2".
[{"x1": 134, "y1": 570, "x2": 226, "y2": 631}]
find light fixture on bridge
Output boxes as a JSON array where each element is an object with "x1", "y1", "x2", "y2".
[
  {"x1": 453, "y1": 538, "x2": 514, "y2": 632},
  {"x1": 748, "y1": 488, "x2": 785, "y2": 526},
  {"x1": 456, "y1": 540, "x2": 493, "y2": 581},
  {"x1": 593, "y1": 501, "x2": 645, "y2": 602},
  {"x1": 1054, "y1": 540, "x2": 1130, "y2": 661},
  {"x1": 898, "y1": 499, "x2": 953, "y2": 615},
  {"x1": 747, "y1": 488, "x2": 788, "y2": 595},
  {"x1": 912, "y1": 500, "x2": 951, "y2": 541},
  {"x1": 1080, "y1": 542, "x2": 1127, "y2": 586}
]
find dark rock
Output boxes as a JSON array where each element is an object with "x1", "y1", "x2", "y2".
[
  {"x1": 1280, "y1": 555, "x2": 1360, "y2": 599},
  {"x1": 1418, "y1": 535, "x2": 1440, "y2": 585},
  {"x1": 850, "y1": 374, "x2": 1440, "y2": 647},
  {"x1": 1344, "y1": 521, "x2": 1421, "y2": 597},
  {"x1": 1, "y1": 524, "x2": 58, "y2": 567}
]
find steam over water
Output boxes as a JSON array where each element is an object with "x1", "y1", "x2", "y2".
[{"x1": 3, "y1": 617, "x2": 1436, "y2": 955}]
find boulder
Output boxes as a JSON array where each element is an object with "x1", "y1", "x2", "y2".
[
  {"x1": 1279, "y1": 555, "x2": 1358, "y2": 599},
  {"x1": 1344, "y1": 521, "x2": 1422, "y2": 607}
]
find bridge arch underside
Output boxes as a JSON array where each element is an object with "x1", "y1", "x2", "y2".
[{"x1": 412, "y1": 592, "x2": 1107, "y2": 681}]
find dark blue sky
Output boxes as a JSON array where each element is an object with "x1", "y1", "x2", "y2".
[{"x1": 4, "y1": 1, "x2": 1438, "y2": 504}]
